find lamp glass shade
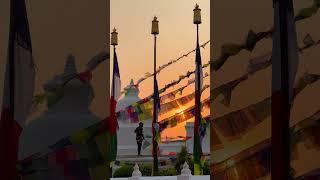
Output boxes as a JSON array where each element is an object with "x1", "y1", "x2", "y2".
[
  {"x1": 151, "y1": 17, "x2": 159, "y2": 35},
  {"x1": 111, "y1": 28, "x2": 118, "y2": 45},
  {"x1": 193, "y1": 5, "x2": 202, "y2": 24}
]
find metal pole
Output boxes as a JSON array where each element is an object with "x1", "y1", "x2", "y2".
[
  {"x1": 112, "y1": 45, "x2": 116, "y2": 94},
  {"x1": 152, "y1": 35, "x2": 159, "y2": 175},
  {"x1": 193, "y1": 22, "x2": 202, "y2": 175},
  {"x1": 196, "y1": 24, "x2": 200, "y2": 102},
  {"x1": 271, "y1": 0, "x2": 290, "y2": 179},
  {"x1": 6, "y1": 1, "x2": 17, "y2": 179},
  {"x1": 9, "y1": 0, "x2": 15, "y2": 109},
  {"x1": 195, "y1": 23, "x2": 202, "y2": 175}
]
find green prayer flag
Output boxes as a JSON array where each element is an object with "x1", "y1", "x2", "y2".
[
  {"x1": 295, "y1": 4, "x2": 319, "y2": 21},
  {"x1": 221, "y1": 43, "x2": 244, "y2": 56},
  {"x1": 170, "y1": 118, "x2": 178, "y2": 127},
  {"x1": 86, "y1": 140, "x2": 105, "y2": 168},
  {"x1": 245, "y1": 30, "x2": 259, "y2": 51},
  {"x1": 142, "y1": 140, "x2": 151, "y2": 150},
  {"x1": 105, "y1": 132, "x2": 118, "y2": 162},
  {"x1": 193, "y1": 129, "x2": 202, "y2": 175}
]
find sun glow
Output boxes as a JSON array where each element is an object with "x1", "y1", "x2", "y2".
[{"x1": 176, "y1": 108, "x2": 186, "y2": 118}]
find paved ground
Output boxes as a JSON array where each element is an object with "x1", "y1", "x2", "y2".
[
  {"x1": 117, "y1": 155, "x2": 210, "y2": 161},
  {"x1": 116, "y1": 155, "x2": 174, "y2": 164},
  {"x1": 116, "y1": 154, "x2": 211, "y2": 164},
  {"x1": 111, "y1": 175, "x2": 210, "y2": 180}
]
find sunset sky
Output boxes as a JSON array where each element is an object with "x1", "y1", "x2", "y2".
[
  {"x1": 110, "y1": 0, "x2": 210, "y2": 138},
  {"x1": 110, "y1": 0, "x2": 210, "y2": 97},
  {"x1": 0, "y1": 0, "x2": 319, "y2": 175},
  {"x1": 0, "y1": 0, "x2": 210, "y2": 139}
]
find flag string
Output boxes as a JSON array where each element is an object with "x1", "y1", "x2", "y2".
[
  {"x1": 134, "y1": 40, "x2": 210, "y2": 87},
  {"x1": 159, "y1": 72, "x2": 320, "y2": 134},
  {"x1": 115, "y1": 36, "x2": 319, "y2": 125},
  {"x1": 133, "y1": 3, "x2": 320, "y2": 95},
  {"x1": 30, "y1": 3, "x2": 319, "y2": 122}
]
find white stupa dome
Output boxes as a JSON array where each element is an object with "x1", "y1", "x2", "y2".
[
  {"x1": 19, "y1": 55, "x2": 100, "y2": 160},
  {"x1": 116, "y1": 79, "x2": 141, "y2": 112}
]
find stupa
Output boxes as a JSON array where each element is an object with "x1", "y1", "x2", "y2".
[
  {"x1": 116, "y1": 79, "x2": 141, "y2": 113},
  {"x1": 18, "y1": 55, "x2": 101, "y2": 160},
  {"x1": 115, "y1": 79, "x2": 210, "y2": 158},
  {"x1": 116, "y1": 79, "x2": 153, "y2": 156}
]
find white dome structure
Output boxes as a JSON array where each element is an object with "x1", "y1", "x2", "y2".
[
  {"x1": 19, "y1": 55, "x2": 100, "y2": 160},
  {"x1": 115, "y1": 79, "x2": 153, "y2": 156},
  {"x1": 116, "y1": 79, "x2": 141, "y2": 112},
  {"x1": 115, "y1": 79, "x2": 185, "y2": 157}
]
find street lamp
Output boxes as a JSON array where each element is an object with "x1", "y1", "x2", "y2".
[
  {"x1": 111, "y1": 27, "x2": 118, "y2": 95},
  {"x1": 193, "y1": 4, "x2": 202, "y2": 25},
  {"x1": 151, "y1": 16, "x2": 159, "y2": 35},
  {"x1": 151, "y1": 16, "x2": 159, "y2": 175},
  {"x1": 109, "y1": 27, "x2": 119, "y2": 179},
  {"x1": 193, "y1": 4, "x2": 202, "y2": 41},
  {"x1": 193, "y1": 4, "x2": 203, "y2": 176},
  {"x1": 111, "y1": 28, "x2": 118, "y2": 46}
]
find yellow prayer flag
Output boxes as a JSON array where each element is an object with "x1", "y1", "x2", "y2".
[
  {"x1": 138, "y1": 112, "x2": 152, "y2": 121},
  {"x1": 143, "y1": 101, "x2": 153, "y2": 110},
  {"x1": 89, "y1": 165, "x2": 109, "y2": 180},
  {"x1": 194, "y1": 163, "x2": 202, "y2": 175},
  {"x1": 94, "y1": 132, "x2": 109, "y2": 160},
  {"x1": 70, "y1": 129, "x2": 90, "y2": 144},
  {"x1": 110, "y1": 161, "x2": 115, "y2": 168}
]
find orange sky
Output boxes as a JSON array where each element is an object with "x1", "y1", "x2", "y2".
[
  {"x1": 110, "y1": 0, "x2": 210, "y2": 97},
  {"x1": 0, "y1": 0, "x2": 209, "y2": 139},
  {"x1": 110, "y1": 0, "x2": 210, "y2": 138},
  {"x1": 0, "y1": 1, "x2": 319, "y2": 172}
]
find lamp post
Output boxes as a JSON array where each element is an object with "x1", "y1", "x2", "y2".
[
  {"x1": 111, "y1": 27, "x2": 118, "y2": 53},
  {"x1": 111, "y1": 27, "x2": 118, "y2": 99},
  {"x1": 151, "y1": 16, "x2": 159, "y2": 175},
  {"x1": 110, "y1": 27, "x2": 118, "y2": 179},
  {"x1": 194, "y1": 4, "x2": 201, "y2": 43},
  {"x1": 193, "y1": 4, "x2": 203, "y2": 175}
]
